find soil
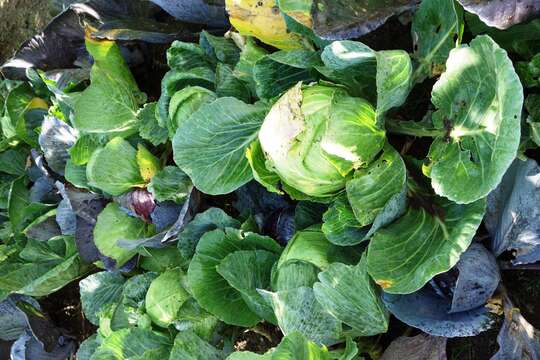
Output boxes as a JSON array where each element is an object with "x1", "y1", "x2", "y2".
[
  {"x1": 38, "y1": 280, "x2": 97, "y2": 347},
  {"x1": 0, "y1": 0, "x2": 53, "y2": 63}
]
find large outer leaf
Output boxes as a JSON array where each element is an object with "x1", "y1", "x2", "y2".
[
  {"x1": 168, "y1": 86, "x2": 217, "y2": 138},
  {"x1": 146, "y1": 268, "x2": 190, "y2": 328},
  {"x1": 18, "y1": 254, "x2": 87, "y2": 297},
  {"x1": 382, "y1": 287, "x2": 495, "y2": 337},
  {"x1": 427, "y1": 35, "x2": 523, "y2": 204},
  {"x1": 457, "y1": 0, "x2": 540, "y2": 30},
  {"x1": 450, "y1": 243, "x2": 500, "y2": 313},
  {"x1": 73, "y1": 37, "x2": 143, "y2": 134},
  {"x1": 312, "y1": 0, "x2": 420, "y2": 40},
  {"x1": 411, "y1": 0, "x2": 463, "y2": 82},
  {"x1": 138, "y1": 103, "x2": 168, "y2": 146},
  {"x1": 485, "y1": 158, "x2": 540, "y2": 264},
  {"x1": 367, "y1": 197, "x2": 485, "y2": 294},
  {"x1": 93, "y1": 203, "x2": 146, "y2": 268},
  {"x1": 86, "y1": 137, "x2": 145, "y2": 196},
  {"x1": 217, "y1": 250, "x2": 278, "y2": 323},
  {"x1": 318, "y1": 41, "x2": 411, "y2": 123},
  {"x1": 270, "y1": 332, "x2": 330, "y2": 359},
  {"x1": 318, "y1": 41, "x2": 376, "y2": 101},
  {"x1": 187, "y1": 228, "x2": 281, "y2": 326},
  {"x1": 259, "y1": 287, "x2": 342, "y2": 346},
  {"x1": 321, "y1": 195, "x2": 367, "y2": 246},
  {"x1": 173, "y1": 98, "x2": 267, "y2": 195},
  {"x1": 313, "y1": 257, "x2": 389, "y2": 336},
  {"x1": 148, "y1": 166, "x2": 192, "y2": 204}
]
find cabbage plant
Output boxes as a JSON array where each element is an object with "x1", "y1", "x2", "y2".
[
  {"x1": 1, "y1": 0, "x2": 540, "y2": 359},
  {"x1": 258, "y1": 82, "x2": 385, "y2": 198}
]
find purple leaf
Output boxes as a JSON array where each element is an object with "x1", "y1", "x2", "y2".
[
  {"x1": 381, "y1": 333, "x2": 446, "y2": 360},
  {"x1": 458, "y1": 0, "x2": 540, "y2": 30}
]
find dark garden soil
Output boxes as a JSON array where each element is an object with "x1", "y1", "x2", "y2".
[
  {"x1": 39, "y1": 280, "x2": 97, "y2": 346},
  {"x1": 0, "y1": 0, "x2": 53, "y2": 63}
]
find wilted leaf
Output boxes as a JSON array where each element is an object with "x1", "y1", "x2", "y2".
[
  {"x1": 450, "y1": 243, "x2": 500, "y2": 313},
  {"x1": 0, "y1": 295, "x2": 40, "y2": 341},
  {"x1": 492, "y1": 293, "x2": 540, "y2": 360},
  {"x1": 150, "y1": 0, "x2": 229, "y2": 27},
  {"x1": 226, "y1": 0, "x2": 304, "y2": 49}
]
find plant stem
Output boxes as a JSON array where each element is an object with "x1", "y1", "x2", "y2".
[{"x1": 385, "y1": 118, "x2": 446, "y2": 138}]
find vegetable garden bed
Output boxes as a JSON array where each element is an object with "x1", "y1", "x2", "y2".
[{"x1": 0, "y1": 0, "x2": 540, "y2": 359}]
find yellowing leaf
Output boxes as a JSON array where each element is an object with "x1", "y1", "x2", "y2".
[
  {"x1": 226, "y1": 0, "x2": 304, "y2": 50},
  {"x1": 279, "y1": 0, "x2": 313, "y2": 27},
  {"x1": 27, "y1": 97, "x2": 49, "y2": 110},
  {"x1": 137, "y1": 144, "x2": 161, "y2": 182}
]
